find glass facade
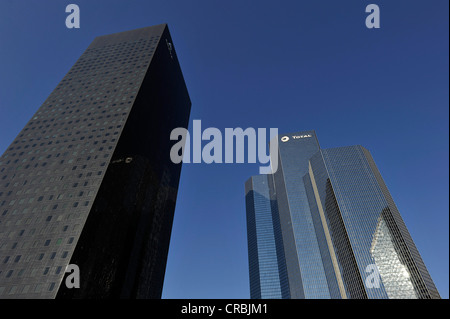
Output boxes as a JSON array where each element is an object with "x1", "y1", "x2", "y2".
[
  {"x1": 246, "y1": 134, "x2": 440, "y2": 299},
  {"x1": 245, "y1": 175, "x2": 289, "y2": 299},
  {"x1": 306, "y1": 146, "x2": 440, "y2": 299},
  {"x1": 370, "y1": 210, "x2": 417, "y2": 298},
  {"x1": 272, "y1": 131, "x2": 335, "y2": 299},
  {"x1": 0, "y1": 24, "x2": 191, "y2": 298}
]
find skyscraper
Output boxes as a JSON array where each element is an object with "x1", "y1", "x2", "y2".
[
  {"x1": 245, "y1": 174, "x2": 289, "y2": 299},
  {"x1": 0, "y1": 24, "x2": 191, "y2": 299},
  {"x1": 245, "y1": 131, "x2": 440, "y2": 299}
]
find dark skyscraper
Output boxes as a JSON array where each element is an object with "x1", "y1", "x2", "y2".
[
  {"x1": 0, "y1": 24, "x2": 191, "y2": 298},
  {"x1": 245, "y1": 131, "x2": 440, "y2": 299}
]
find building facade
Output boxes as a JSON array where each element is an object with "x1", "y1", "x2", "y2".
[
  {"x1": 245, "y1": 131, "x2": 440, "y2": 299},
  {"x1": 0, "y1": 24, "x2": 191, "y2": 298},
  {"x1": 245, "y1": 174, "x2": 289, "y2": 299}
]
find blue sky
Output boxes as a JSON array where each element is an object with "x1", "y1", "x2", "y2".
[{"x1": 0, "y1": 0, "x2": 448, "y2": 298}]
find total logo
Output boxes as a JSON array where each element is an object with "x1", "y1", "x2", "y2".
[{"x1": 281, "y1": 134, "x2": 312, "y2": 142}]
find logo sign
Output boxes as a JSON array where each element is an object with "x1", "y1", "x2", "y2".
[
  {"x1": 292, "y1": 134, "x2": 312, "y2": 139},
  {"x1": 281, "y1": 136, "x2": 289, "y2": 142}
]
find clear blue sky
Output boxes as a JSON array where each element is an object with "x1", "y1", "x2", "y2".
[{"x1": 0, "y1": 0, "x2": 448, "y2": 298}]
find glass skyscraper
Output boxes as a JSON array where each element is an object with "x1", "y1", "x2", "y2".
[
  {"x1": 245, "y1": 174, "x2": 289, "y2": 299},
  {"x1": 0, "y1": 24, "x2": 191, "y2": 298},
  {"x1": 245, "y1": 131, "x2": 440, "y2": 299}
]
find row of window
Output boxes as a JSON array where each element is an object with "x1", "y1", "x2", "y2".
[
  {"x1": 0, "y1": 236, "x2": 76, "y2": 254},
  {"x1": 0, "y1": 223, "x2": 79, "y2": 240},
  {"x1": 1, "y1": 265, "x2": 65, "y2": 281},
  {"x1": 3, "y1": 250, "x2": 70, "y2": 265},
  {"x1": 0, "y1": 281, "x2": 59, "y2": 295}
]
